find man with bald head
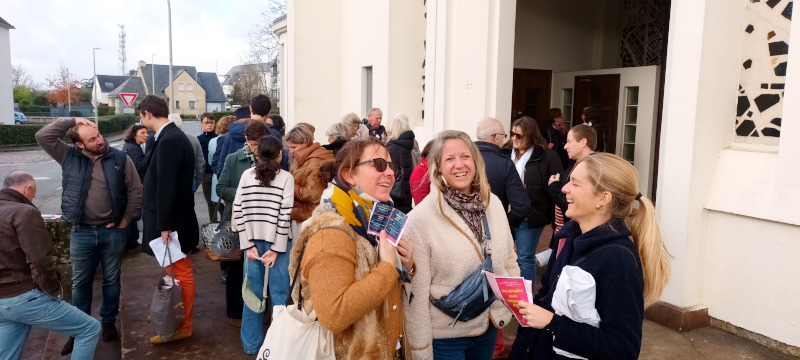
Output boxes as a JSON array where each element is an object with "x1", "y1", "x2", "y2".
[
  {"x1": 475, "y1": 117, "x2": 530, "y2": 230},
  {"x1": 36, "y1": 117, "x2": 142, "y2": 354},
  {"x1": 0, "y1": 171, "x2": 101, "y2": 359}
]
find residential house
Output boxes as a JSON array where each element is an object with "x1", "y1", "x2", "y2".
[
  {"x1": 92, "y1": 75, "x2": 131, "y2": 105},
  {"x1": 275, "y1": 0, "x2": 800, "y2": 354},
  {"x1": 103, "y1": 61, "x2": 227, "y2": 115},
  {"x1": 221, "y1": 60, "x2": 279, "y2": 103},
  {"x1": 0, "y1": 16, "x2": 14, "y2": 125}
]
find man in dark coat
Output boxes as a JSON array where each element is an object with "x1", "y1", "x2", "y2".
[
  {"x1": 138, "y1": 95, "x2": 199, "y2": 344},
  {"x1": 475, "y1": 117, "x2": 531, "y2": 229}
]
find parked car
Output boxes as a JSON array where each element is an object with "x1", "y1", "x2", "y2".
[{"x1": 14, "y1": 112, "x2": 28, "y2": 124}]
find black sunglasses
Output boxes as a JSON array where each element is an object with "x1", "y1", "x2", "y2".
[
  {"x1": 356, "y1": 158, "x2": 398, "y2": 173},
  {"x1": 510, "y1": 131, "x2": 524, "y2": 139}
]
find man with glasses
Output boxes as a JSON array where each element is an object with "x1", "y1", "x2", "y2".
[
  {"x1": 474, "y1": 117, "x2": 530, "y2": 232},
  {"x1": 197, "y1": 113, "x2": 218, "y2": 221}
]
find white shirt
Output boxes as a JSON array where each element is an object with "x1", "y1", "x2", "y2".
[{"x1": 153, "y1": 120, "x2": 174, "y2": 141}]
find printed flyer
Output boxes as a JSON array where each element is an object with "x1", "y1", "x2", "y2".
[
  {"x1": 484, "y1": 270, "x2": 533, "y2": 326},
  {"x1": 367, "y1": 202, "x2": 408, "y2": 246}
]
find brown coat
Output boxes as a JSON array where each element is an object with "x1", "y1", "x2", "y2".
[
  {"x1": 289, "y1": 143, "x2": 334, "y2": 222},
  {"x1": 0, "y1": 188, "x2": 61, "y2": 299},
  {"x1": 289, "y1": 204, "x2": 406, "y2": 360}
]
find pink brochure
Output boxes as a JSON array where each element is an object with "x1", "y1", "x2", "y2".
[{"x1": 484, "y1": 270, "x2": 533, "y2": 327}]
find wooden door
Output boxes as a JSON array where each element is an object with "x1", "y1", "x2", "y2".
[
  {"x1": 511, "y1": 69, "x2": 552, "y2": 128},
  {"x1": 573, "y1": 74, "x2": 620, "y2": 154}
]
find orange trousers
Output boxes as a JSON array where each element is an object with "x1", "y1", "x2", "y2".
[{"x1": 165, "y1": 258, "x2": 194, "y2": 332}]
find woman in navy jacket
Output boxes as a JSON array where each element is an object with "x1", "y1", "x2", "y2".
[{"x1": 510, "y1": 153, "x2": 671, "y2": 360}]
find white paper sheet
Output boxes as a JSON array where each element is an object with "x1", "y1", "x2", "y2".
[{"x1": 148, "y1": 231, "x2": 187, "y2": 267}]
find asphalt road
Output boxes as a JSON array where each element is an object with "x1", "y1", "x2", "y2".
[{"x1": 0, "y1": 120, "x2": 203, "y2": 215}]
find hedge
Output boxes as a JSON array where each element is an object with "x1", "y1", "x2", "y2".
[
  {"x1": 213, "y1": 111, "x2": 235, "y2": 120},
  {"x1": 0, "y1": 114, "x2": 137, "y2": 147}
]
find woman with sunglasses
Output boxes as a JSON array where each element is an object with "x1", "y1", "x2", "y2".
[
  {"x1": 284, "y1": 125, "x2": 335, "y2": 223},
  {"x1": 509, "y1": 153, "x2": 671, "y2": 359},
  {"x1": 508, "y1": 116, "x2": 564, "y2": 283},
  {"x1": 403, "y1": 130, "x2": 520, "y2": 359},
  {"x1": 289, "y1": 138, "x2": 415, "y2": 359}
]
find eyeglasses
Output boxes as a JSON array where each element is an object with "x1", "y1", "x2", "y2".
[
  {"x1": 356, "y1": 158, "x2": 398, "y2": 173},
  {"x1": 492, "y1": 133, "x2": 507, "y2": 139},
  {"x1": 510, "y1": 132, "x2": 524, "y2": 139}
]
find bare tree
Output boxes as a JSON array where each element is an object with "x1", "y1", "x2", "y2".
[
  {"x1": 12, "y1": 64, "x2": 35, "y2": 88},
  {"x1": 230, "y1": 62, "x2": 270, "y2": 104},
  {"x1": 246, "y1": 0, "x2": 286, "y2": 64}
]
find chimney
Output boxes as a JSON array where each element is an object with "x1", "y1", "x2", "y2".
[{"x1": 138, "y1": 60, "x2": 146, "y2": 68}]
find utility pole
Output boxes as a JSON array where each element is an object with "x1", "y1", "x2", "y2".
[
  {"x1": 167, "y1": 0, "x2": 175, "y2": 113},
  {"x1": 93, "y1": 47, "x2": 101, "y2": 123},
  {"x1": 151, "y1": 54, "x2": 156, "y2": 95}
]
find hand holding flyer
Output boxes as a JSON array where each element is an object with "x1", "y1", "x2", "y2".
[
  {"x1": 484, "y1": 270, "x2": 533, "y2": 326},
  {"x1": 367, "y1": 202, "x2": 408, "y2": 246}
]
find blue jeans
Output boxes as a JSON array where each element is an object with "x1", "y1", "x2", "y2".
[
  {"x1": 432, "y1": 325, "x2": 497, "y2": 360},
  {"x1": 0, "y1": 289, "x2": 101, "y2": 360},
  {"x1": 70, "y1": 225, "x2": 128, "y2": 324},
  {"x1": 241, "y1": 240, "x2": 292, "y2": 354},
  {"x1": 512, "y1": 223, "x2": 544, "y2": 282}
]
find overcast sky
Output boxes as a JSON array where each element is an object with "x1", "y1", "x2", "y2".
[{"x1": 4, "y1": 0, "x2": 275, "y2": 87}]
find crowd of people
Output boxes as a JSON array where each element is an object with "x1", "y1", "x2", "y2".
[{"x1": 0, "y1": 95, "x2": 671, "y2": 360}]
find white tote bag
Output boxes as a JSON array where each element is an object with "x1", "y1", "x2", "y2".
[{"x1": 256, "y1": 304, "x2": 335, "y2": 360}]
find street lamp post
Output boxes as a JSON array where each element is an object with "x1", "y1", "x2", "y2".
[
  {"x1": 167, "y1": 0, "x2": 174, "y2": 113},
  {"x1": 93, "y1": 47, "x2": 101, "y2": 123},
  {"x1": 151, "y1": 54, "x2": 156, "y2": 95}
]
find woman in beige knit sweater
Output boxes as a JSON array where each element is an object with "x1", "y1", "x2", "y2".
[
  {"x1": 403, "y1": 130, "x2": 520, "y2": 359},
  {"x1": 289, "y1": 138, "x2": 416, "y2": 359}
]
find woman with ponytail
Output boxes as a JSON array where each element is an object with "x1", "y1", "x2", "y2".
[
  {"x1": 232, "y1": 135, "x2": 295, "y2": 354},
  {"x1": 510, "y1": 152, "x2": 671, "y2": 360}
]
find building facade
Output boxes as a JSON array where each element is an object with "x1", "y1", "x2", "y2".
[
  {"x1": 0, "y1": 16, "x2": 14, "y2": 125},
  {"x1": 276, "y1": 0, "x2": 800, "y2": 353}
]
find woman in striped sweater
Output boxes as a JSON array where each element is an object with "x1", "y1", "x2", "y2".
[{"x1": 233, "y1": 135, "x2": 295, "y2": 354}]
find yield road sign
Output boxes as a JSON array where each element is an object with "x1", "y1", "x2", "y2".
[{"x1": 120, "y1": 93, "x2": 138, "y2": 108}]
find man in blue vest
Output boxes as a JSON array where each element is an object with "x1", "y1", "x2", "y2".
[{"x1": 36, "y1": 117, "x2": 142, "y2": 355}]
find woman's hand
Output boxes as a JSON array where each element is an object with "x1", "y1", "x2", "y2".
[
  {"x1": 396, "y1": 236, "x2": 414, "y2": 271},
  {"x1": 548, "y1": 173, "x2": 560, "y2": 185},
  {"x1": 378, "y1": 231, "x2": 397, "y2": 267},
  {"x1": 245, "y1": 246, "x2": 260, "y2": 261},
  {"x1": 261, "y1": 250, "x2": 278, "y2": 268},
  {"x1": 518, "y1": 300, "x2": 554, "y2": 329}
]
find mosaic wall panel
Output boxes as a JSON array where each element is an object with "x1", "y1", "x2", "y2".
[
  {"x1": 620, "y1": 0, "x2": 668, "y2": 67},
  {"x1": 736, "y1": 0, "x2": 793, "y2": 145}
]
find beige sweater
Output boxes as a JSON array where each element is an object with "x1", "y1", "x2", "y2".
[{"x1": 403, "y1": 188, "x2": 520, "y2": 359}]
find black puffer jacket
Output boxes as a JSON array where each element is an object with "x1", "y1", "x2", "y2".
[
  {"x1": 507, "y1": 147, "x2": 564, "y2": 227},
  {"x1": 386, "y1": 130, "x2": 415, "y2": 213}
]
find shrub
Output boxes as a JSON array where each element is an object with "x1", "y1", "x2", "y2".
[
  {"x1": 98, "y1": 105, "x2": 114, "y2": 116},
  {"x1": 180, "y1": 114, "x2": 196, "y2": 120},
  {"x1": 97, "y1": 114, "x2": 137, "y2": 134},
  {"x1": 18, "y1": 104, "x2": 50, "y2": 114},
  {"x1": 213, "y1": 111, "x2": 235, "y2": 120},
  {"x1": 69, "y1": 110, "x2": 82, "y2": 117},
  {"x1": 0, "y1": 124, "x2": 46, "y2": 146}
]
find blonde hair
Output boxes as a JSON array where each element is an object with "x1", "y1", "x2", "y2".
[
  {"x1": 582, "y1": 153, "x2": 671, "y2": 307},
  {"x1": 427, "y1": 130, "x2": 491, "y2": 204},
  {"x1": 295, "y1": 122, "x2": 316, "y2": 135},
  {"x1": 284, "y1": 125, "x2": 314, "y2": 146},
  {"x1": 385, "y1": 113, "x2": 411, "y2": 141}
]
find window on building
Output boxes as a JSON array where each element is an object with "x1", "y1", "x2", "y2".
[
  {"x1": 562, "y1": 88, "x2": 573, "y2": 129},
  {"x1": 104, "y1": 82, "x2": 114, "y2": 89},
  {"x1": 734, "y1": 1, "x2": 792, "y2": 145},
  {"x1": 187, "y1": 84, "x2": 194, "y2": 92},
  {"x1": 362, "y1": 66, "x2": 373, "y2": 116},
  {"x1": 622, "y1": 87, "x2": 639, "y2": 164},
  {"x1": 189, "y1": 101, "x2": 196, "y2": 109},
  {"x1": 176, "y1": 101, "x2": 180, "y2": 109},
  {"x1": 178, "y1": 83, "x2": 185, "y2": 91}
]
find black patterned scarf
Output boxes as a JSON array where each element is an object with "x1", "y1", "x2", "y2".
[{"x1": 441, "y1": 186, "x2": 487, "y2": 243}]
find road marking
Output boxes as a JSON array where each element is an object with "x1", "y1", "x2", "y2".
[{"x1": 33, "y1": 177, "x2": 50, "y2": 180}]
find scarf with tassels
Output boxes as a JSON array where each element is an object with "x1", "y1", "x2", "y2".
[{"x1": 320, "y1": 179, "x2": 412, "y2": 282}]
